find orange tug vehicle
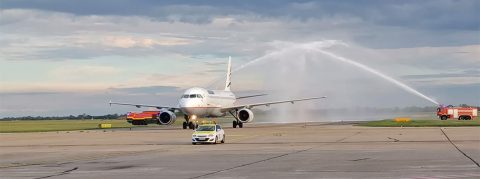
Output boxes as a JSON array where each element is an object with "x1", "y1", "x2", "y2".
[
  {"x1": 126, "y1": 111, "x2": 160, "y2": 125},
  {"x1": 437, "y1": 105, "x2": 478, "y2": 120}
]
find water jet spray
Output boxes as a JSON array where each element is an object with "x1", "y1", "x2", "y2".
[
  {"x1": 205, "y1": 40, "x2": 439, "y2": 108},
  {"x1": 307, "y1": 47, "x2": 439, "y2": 105}
]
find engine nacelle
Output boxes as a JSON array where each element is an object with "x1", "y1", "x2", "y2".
[
  {"x1": 158, "y1": 111, "x2": 176, "y2": 125},
  {"x1": 237, "y1": 108, "x2": 254, "y2": 123}
]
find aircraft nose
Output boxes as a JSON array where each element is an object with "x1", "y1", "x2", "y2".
[
  {"x1": 180, "y1": 99, "x2": 199, "y2": 108},
  {"x1": 180, "y1": 99, "x2": 202, "y2": 115},
  {"x1": 179, "y1": 99, "x2": 187, "y2": 108}
]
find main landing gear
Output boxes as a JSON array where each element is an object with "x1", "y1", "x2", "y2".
[
  {"x1": 183, "y1": 115, "x2": 197, "y2": 130},
  {"x1": 232, "y1": 120, "x2": 243, "y2": 128},
  {"x1": 228, "y1": 111, "x2": 243, "y2": 128}
]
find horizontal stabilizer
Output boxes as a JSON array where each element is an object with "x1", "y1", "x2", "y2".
[
  {"x1": 109, "y1": 101, "x2": 178, "y2": 110},
  {"x1": 236, "y1": 94, "x2": 268, "y2": 99}
]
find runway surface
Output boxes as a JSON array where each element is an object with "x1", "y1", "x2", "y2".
[{"x1": 1, "y1": 122, "x2": 479, "y2": 179}]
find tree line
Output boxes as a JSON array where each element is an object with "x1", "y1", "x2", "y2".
[
  {"x1": 1, "y1": 113, "x2": 126, "y2": 121},
  {"x1": 1, "y1": 105, "x2": 477, "y2": 121}
]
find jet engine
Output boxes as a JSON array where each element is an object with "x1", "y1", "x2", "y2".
[
  {"x1": 237, "y1": 108, "x2": 254, "y2": 123},
  {"x1": 158, "y1": 111, "x2": 176, "y2": 125}
]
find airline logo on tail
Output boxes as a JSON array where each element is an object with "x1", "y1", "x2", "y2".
[{"x1": 225, "y1": 56, "x2": 232, "y2": 91}]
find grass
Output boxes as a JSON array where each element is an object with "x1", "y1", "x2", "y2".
[
  {"x1": 0, "y1": 117, "x2": 233, "y2": 133},
  {"x1": 0, "y1": 119, "x2": 139, "y2": 133},
  {"x1": 4, "y1": 117, "x2": 477, "y2": 132},
  {"x1": 359, "y1": 119, "x2": 480, "y2": 127}
]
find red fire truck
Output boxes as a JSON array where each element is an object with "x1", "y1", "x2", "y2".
[
  {"x1": 126, "y1": 111, "x2": 160, "y2": 125},
  {"x1": 437, "y1": 105, "x2": 478, "y2": 120}
]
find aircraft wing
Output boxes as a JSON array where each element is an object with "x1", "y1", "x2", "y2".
[
  {"x1": 221, "y1": 96, "x2": 326, "y2": 112},
  {"x1": 109, "y1": 101, "x2": 178, "y2": 110}
]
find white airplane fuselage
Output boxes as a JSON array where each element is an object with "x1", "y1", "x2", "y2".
[{"x1": 179, "y1": 87, "x2": 235, "y2": 118}]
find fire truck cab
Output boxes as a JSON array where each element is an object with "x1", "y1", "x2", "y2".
[
  {"x1": 126, "y1": 111, "x2": 160, "y2": 125},
  {"x1": 437, "y1": 105, "x2": 478, "y2": 120}
]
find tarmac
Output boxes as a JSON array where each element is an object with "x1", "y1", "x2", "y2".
[{"x1": 1, "y1": 122, "x2": 479, "y2": 179}]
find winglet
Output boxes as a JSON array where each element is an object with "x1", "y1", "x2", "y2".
[{"x1": 109, "y1": 100, "x2": 112, "y2": 107}]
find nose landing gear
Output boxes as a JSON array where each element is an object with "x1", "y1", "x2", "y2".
[
  {"x1": 182, "y1": 121, "x2": 197, "y2": 130},
  {"x1": 182, "y1": 121, "x2": 188, "y2": 129},
  {"x1": 183, "y1": 115, "x2": 197, "y2": 130}
]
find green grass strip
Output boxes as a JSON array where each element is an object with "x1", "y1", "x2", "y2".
[
  {"x1": 0, "y1": 119, "x2": 137, "y2": 133},
  {"x1": 359, "y1": 119, "x2": 480, "y2": 127}
]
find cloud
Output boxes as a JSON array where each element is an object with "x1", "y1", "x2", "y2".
[
  {"x1": 408, "y1": 77, "x2": 480, "y2": 86},
  {"x1": 0, "y1": 65, "x2": 122, "y2": 93},
  {"x1": 102, "y1": 36, "x2": 195, "y2": 48},
  {"x1": 1, "y1": 0, "x2": 478, "y2": 30},
  {"x1": 0, "y1": 9, "x2": 203, "y2": 61},
  {"x1": 0, "y1": 1, "x2": 479, "y2": 117},
  {"x1": 1, "y1": 4, "x2": 478, "y2": 62},
  {"x1": 402, "y1": 70, "x2": 480, "y2": 80},
  {"x1": 203, "y1": 61, "x2": 226, "y2": 66},
  {"x1": 0, "y1": 82, "x2": 112, "y2": 93},
  {"x1": 126, "y1": 72, "x2": 218, "y2": 89},
  {"x1": 375, "y1": 45, "x2": 480, "y2": 69},
  {"x1": 49, "y1": 65, "x2": 121, "y2": 77},
  {"x1": 108, "y1": 85, "x2": 180, "y2": 95}
]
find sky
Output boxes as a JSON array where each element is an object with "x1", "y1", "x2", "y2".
[{"x1": 0, "y1": 0, "x2": 479, "y2": 117}]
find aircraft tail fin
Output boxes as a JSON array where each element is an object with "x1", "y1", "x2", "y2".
[{"x1": 225, "y1": 56, "x2": 232, "y2": 91}]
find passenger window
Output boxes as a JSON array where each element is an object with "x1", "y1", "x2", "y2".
[
  {"x1": 189, "y1": 94, "x2": 196, "y2": 98},
  {"x1": 208, "y1": 90, "x2": 214, "y2": 94}
]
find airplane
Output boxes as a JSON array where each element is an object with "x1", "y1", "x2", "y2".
[{"x1": 110, "y1": 56, "x2": 326, "y2": 129}]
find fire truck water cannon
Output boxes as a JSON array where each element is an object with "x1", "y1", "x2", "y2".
[{"x1": 436, "y1": 105, "x2": 478, "y2": 120}]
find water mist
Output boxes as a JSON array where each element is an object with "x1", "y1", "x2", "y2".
[{"x1": 205, "y1": 40, "x2": 439, "y2": 122}]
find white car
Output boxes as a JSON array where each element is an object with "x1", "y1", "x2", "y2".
[{"x1": 192, "y1": 124, "x2": 225, "y2": 145}]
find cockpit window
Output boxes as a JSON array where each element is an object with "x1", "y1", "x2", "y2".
[{"x1": 184, "y1": 94, "x2": 203, "y2": 98}]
